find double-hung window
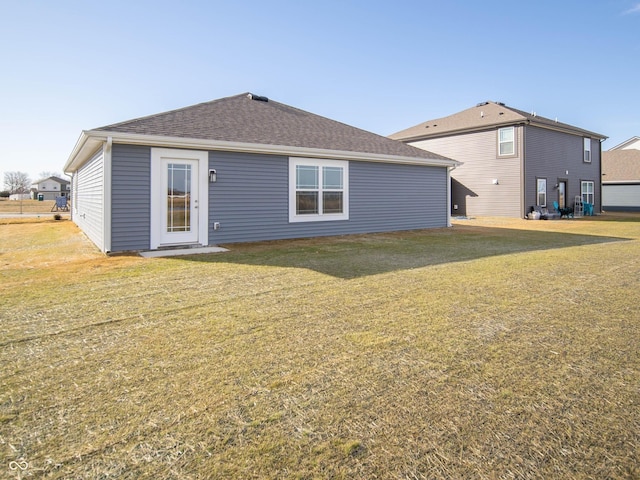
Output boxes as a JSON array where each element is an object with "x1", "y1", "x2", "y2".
[
  {"x1": 537, "y1": 178, "x2": 547, "y2": 207},
  {"x1": 581, "y1": 181, "x2": 594, "y2": 205},
  {"x1": 498, "y1": 127, "x2": 515, "y2": 156},
  {"x1": 289, "y1": 158, "x2": 349, "y2": 222},
  {"x1": 583, "y1": 138, "x2": 591, "y2": 163}
]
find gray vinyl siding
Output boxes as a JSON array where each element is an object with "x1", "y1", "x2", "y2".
[
  {"x1": 111, "y1": 144, "x2": 151, "y2": 251},
  {"x1": 524, "y1": 126, "x2": 601, "y2": 213},
  {"x1": 409, "y1": 129, "x2": 522, "y2": 217},
  {"x1": 73, "y1": 148, "x2": 105, "y2": 251},
  {"x1": 602, "y1": 184, "x2": 640, "y2": 211},
  {"x1": 208, "y1": 151, "x2": 447, "y2": 244}
]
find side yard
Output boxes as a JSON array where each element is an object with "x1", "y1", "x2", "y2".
[
  {"x1": 1, "y1": 215, "x2": 638, "y2": 479},
  {"x1": 0, "y1": 199, "x2": 59, "y2": 214}
]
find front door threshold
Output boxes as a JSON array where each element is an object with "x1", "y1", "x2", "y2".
[
  {"x1": 157, "y1": 243, "x2": 203, "y2": 250},
  {"x1": 140, "y1": 246, "x2": 229, "y2": 258}
]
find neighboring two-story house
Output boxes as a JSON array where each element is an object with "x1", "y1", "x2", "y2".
[
  {"x1": 390, "y1": 101, "x2": 607, "y2": 218},
  {"x1": 31, "y1": 176, "x2": 71, "y2": 201},
  {"x1": 602, "y1": 136, "x2": 640, "y2": 212}
]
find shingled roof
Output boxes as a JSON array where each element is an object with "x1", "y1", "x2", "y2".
[
  {"x1": 92, "y1": 93, "x2": 450, "y2": 162},
  {"x1": 602, "y1": 149, "x2": 640, "y2": 182},
  {"x1": 389, "y1": 101, "x2": 607, "y2": 142}
]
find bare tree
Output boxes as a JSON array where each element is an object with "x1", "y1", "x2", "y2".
[{"x1": 3, "y1": 171, "x2": 31, "y2": 194}]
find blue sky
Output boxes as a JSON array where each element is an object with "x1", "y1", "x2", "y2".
[{"x1": 1, "y1": 0, "x2": 639, "y2": 182}]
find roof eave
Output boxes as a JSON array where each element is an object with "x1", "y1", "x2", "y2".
[
  {"x1": 394, "y1": 119, "x2": 529, "y2": 143},
  {"x1": 66, "y1": 130, "x2": 461, "y2": 171},
  {"x1": 64, "y1": 131, "x2": 105, "y2": 174},
  {"x1": 528, "y1": 121, "x2": 607, "y2": 140},
  {"x1": 608, "y1": 136, "x2": 640, "y2": 150},
  {"x1": 394, "y1": 118, "x2": 607, "y2": 143}
]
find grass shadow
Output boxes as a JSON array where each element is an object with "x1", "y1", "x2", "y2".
[{"x1": 182, "y1": 225, "x2": 632, "y2": 279}]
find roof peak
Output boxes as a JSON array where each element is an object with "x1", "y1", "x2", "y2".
[
  {"x1": 68, "y1": 92, "x2": 456, "y2": 171},
  {"x1": 390, "y1": 100, "x2": 606, "y2": 141}
]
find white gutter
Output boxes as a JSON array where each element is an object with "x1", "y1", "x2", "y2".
[
  {"x1": 65, "y1": 130, "x2": 461, "y2": 173},
  {"x1": 64, "y1": 131, "x2": 104, "y2": 174}
]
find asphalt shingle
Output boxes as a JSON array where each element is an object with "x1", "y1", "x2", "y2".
[
  {"x1": 602, "y1": 149, "x2": 640, "y2": 182},
  {"x1": 389, "y1": 101, "x2": 606, "y2": 141},
  {"x1": 96, "y1": 93, "x2": 449, "y2": 161}
]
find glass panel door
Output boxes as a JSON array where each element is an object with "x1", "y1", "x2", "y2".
[
  {"x1": 558, "y1": 181, "x2": 566, "y2": 208},
  {"x1": 160, "y1": 159, "x2": 199, "y2": 245},
  {"x1": 167, "y1": 163, "x2": 192, "y2": 233}
]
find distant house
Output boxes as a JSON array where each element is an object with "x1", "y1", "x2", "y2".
[
  {"x1": 602, "y1": 137, "x2": 640, "y2": 212},
  {"x1": 9, "y1": 193, "x2": 30, "y2": 201},
  {"x1": 31, "y1": 176, "x2": 71, "y2": 201},
  {"x1": 390, "y1": 101, "x2": 607, "y2": 218},
  {"x1": 64, "y1": 93, "x2": 459, "y2": 254},
  {"x1": 608, "y1": 136, "x2": 640, "y2": 151}
]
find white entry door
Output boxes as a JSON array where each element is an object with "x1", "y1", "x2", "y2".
[
  {"x1": 162, "y1": 159, "x2": 199, "y2": 244},
  {"x1": 151, "y1": 148, "x2": 208, "y2": 249}
]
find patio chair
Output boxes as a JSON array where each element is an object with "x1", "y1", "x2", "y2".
[
  {"x1": 584, "y1": 202, "x2": 594, "y2": 216},
  {"x1": 51, "y1": 196, "x2": 69, "y2": 212},
  {"x1": 553, "y1": 201, "x2": 573, "y2": 218}
]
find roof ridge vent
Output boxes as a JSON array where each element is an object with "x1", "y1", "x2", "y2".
[
  {"x1": 248, "y1": 93, "x2": 269, "y2": 102},
  {"x1": 476, "y1": 101, "x2": 489, "y2": 107}
]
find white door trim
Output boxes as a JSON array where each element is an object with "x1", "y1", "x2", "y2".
[{"x1": 151, "y1": 148, "x2": 208, "y2": 250}]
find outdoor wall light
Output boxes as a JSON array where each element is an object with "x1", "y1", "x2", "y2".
[
  {"x1": 492, "y1": 178, "x2": 499, "y2": 185},
  {"x1": 209, "y1": 169, "x2": 217, "y2": 183}
]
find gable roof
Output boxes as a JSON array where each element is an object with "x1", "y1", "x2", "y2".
[
  {"x1": 66, "y1": 93, "x2": 457, "y2": 173},
  {"x1": 608, "y1": 136, "x2": 640, "y2": 151},
  {"x1": 602, "y1": 149, "x2": 640, "y2": 182},
  {"x1": 389, "y1": 101, "x2": 607, "y2": 142},
  {"x1": 33, "y1": 176, "x2": 70, "y2": 185}
]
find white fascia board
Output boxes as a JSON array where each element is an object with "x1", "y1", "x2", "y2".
[
  {"x1": 64, "y1": 131, "x2": 105, "y2": 174},
  {"x1": 78, "y1": 130, "x2": 461, "y2": 168}
]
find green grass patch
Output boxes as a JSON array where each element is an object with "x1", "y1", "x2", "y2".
[{"x1": 0, "y1": 214, "x2": 638, "y2": 478}]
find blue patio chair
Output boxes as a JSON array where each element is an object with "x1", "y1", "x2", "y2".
[
  {"x1": 51, "y1": 196, "x2": 69, "y2": 212},
  {"x1": 584, "y1": 202, "x2": 594, "y2": 216}
]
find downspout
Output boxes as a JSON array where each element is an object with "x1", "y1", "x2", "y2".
[
  {"x1": 521, "y1": 123, "x2": 527, "y2": 217},
  {"x1": 598, "y1": 138, "x2": 604, "y2": 214},
  {"x1": 447, "y1": 164, "x2": 457, "y2": 227},
  {"x1": 104, "y1": 136, "x2": 113, "y2": 253}
]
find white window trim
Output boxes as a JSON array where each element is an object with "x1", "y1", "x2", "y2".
[
  {"x1": 583, "y1": 138, "x2": 591, "y2": 163},
  {"x1": 537, "y1": 178, "x2": 547, "y2": 207},
  {"x1": 581, "y1": 180, "x2": 594, "y2": 204},
  {"x1": 498, "y1": 126, "x2": 516, "y2": 157},
  {"x1": 289, "y1": 157, "x2": 349, "y2": 223}
]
